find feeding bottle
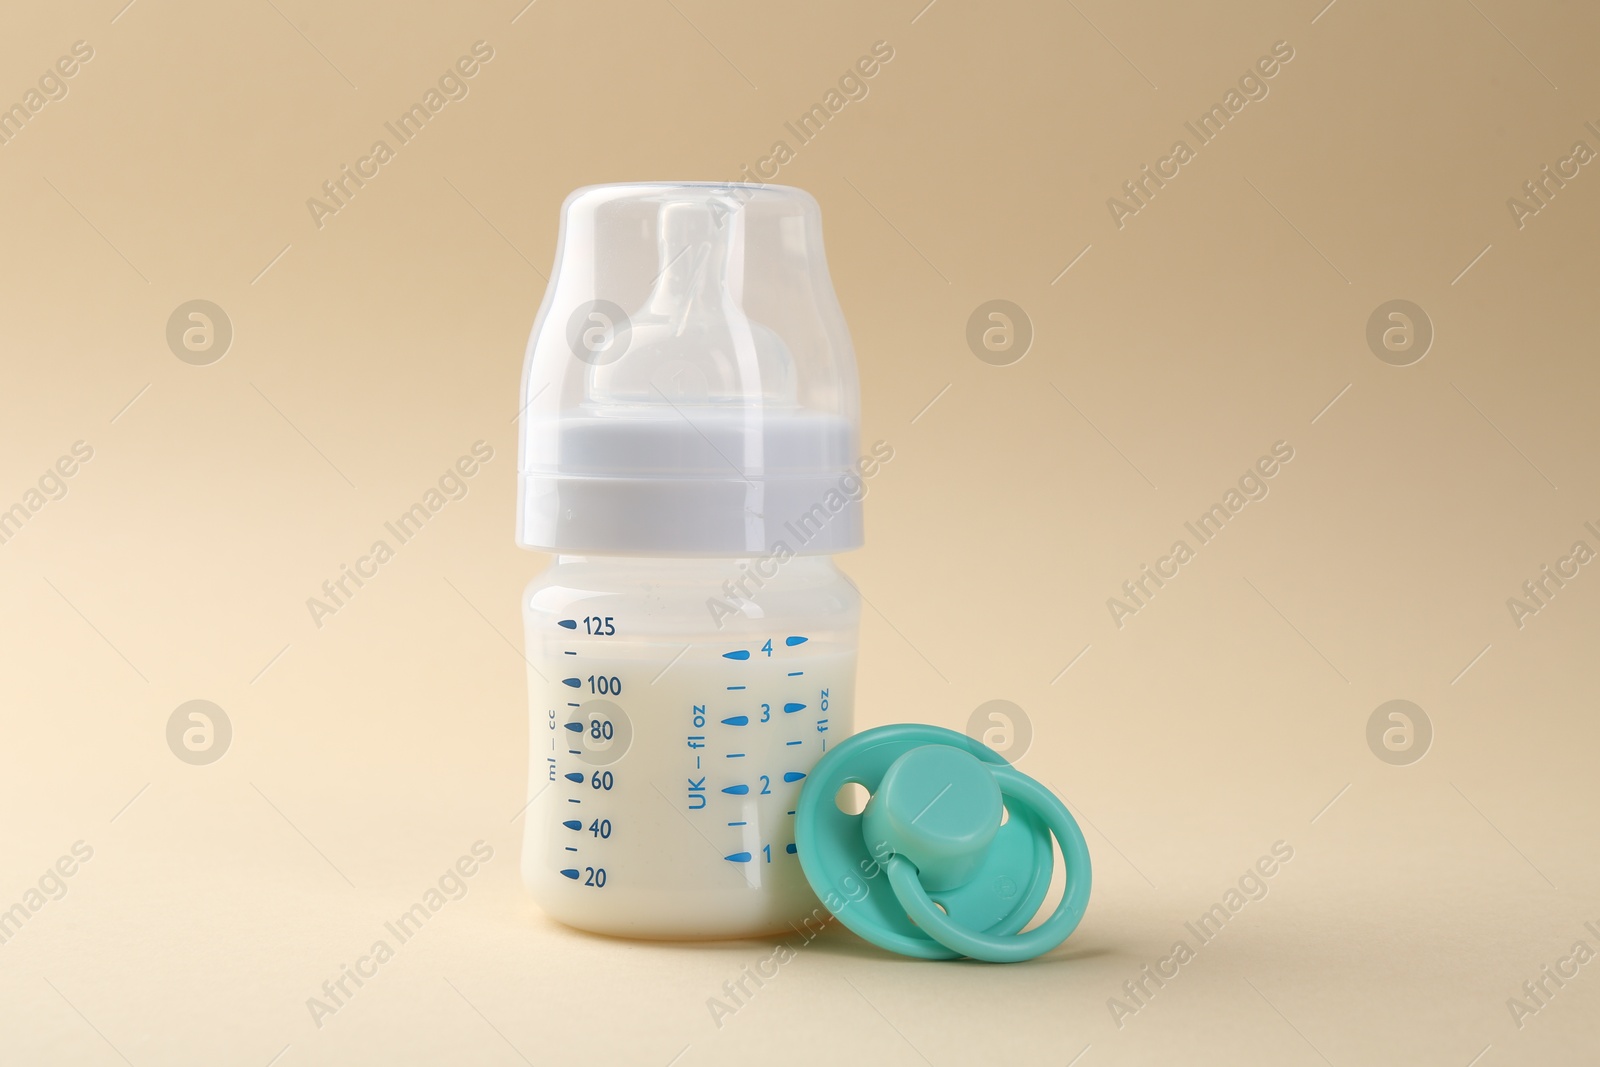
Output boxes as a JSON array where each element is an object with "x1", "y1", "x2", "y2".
[{"x1": 515, "y1": 183, "x2": 865, "y2": 938}]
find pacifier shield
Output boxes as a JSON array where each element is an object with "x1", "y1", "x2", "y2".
[{"x1": 795, "y1": 724, "x2": 1087, "y2": 961}]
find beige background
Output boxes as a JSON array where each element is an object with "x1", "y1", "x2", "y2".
[{"x1": 2, "y1": 0, "x2": 1598, "y2": 1063}]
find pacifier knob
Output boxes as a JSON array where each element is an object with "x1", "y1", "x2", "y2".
[{"x1": 861, "y1": 744, "x2": 1003, "y2": 892}]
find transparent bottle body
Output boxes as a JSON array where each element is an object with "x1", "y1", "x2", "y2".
[{"x1": 521, "y1": 554, "x2": 858, "y2": 938}]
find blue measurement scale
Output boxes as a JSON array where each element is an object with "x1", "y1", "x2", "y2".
[{"x1": 546, "y1": 619, "x2": 833, "y2": 896}]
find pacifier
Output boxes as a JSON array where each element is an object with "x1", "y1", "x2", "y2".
[{"x1": 794, "y1": 724, "x2": 1091, "y2": 962}]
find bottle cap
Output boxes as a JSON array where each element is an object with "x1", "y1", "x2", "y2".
[
  {"x1": 795, "y1": 724, "x2": 1091, "y2": 962},
  {"x1": 517, "y1": 182, "x2": 863, "y2": 557}
]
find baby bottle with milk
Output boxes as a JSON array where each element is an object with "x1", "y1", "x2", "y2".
[{"x1": 515, "y1": 183, "x2": 865, "y2": 938}]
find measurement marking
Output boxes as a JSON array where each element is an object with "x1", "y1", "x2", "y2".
[
  {"x1": 726, "y1": 852, "x2": 753, "y2": 863},
  {"x1": 784, "y1": 702, "x2": 806, "y2": 713},
  {"x1": 729, "y1": 821, "x2": 747, "y2": 827},
  {"x1": 786, "y1": 843, "x2": 798, "y2": 854},
  {"x1": 722, "y1": 784, "x2": 749, "y2": 795},
  {"x1": 567, "y1": 702, "x2": 580, "y2": 707},
  {"x1": 787, "y1": 810, "x2": 796, "y2": 816},
  {"x1": 728, "y1": 685, "x2": 746, "y2": 691},
  {"x1": 783, "y1": 772, "x2": 806, "y2": 783},
  {"x1": 726, "y1": 752, "x2": 745, "y2": 758},
  {"x1": 721, "y1": 715, "x2": 749, "y2": 726},
  {"x1": 568, "y1": 749, "x2": 581, "y2": 755},
  {"x1": 786, "y1": 740, "x2": 802, "y2": 746},
  {"x1": 1452, "y1": 643, "x2": 1493, "y2": 685},
  {"x1": 568, "y1": 798, "x2": 581, "y2": 804},
  {"x1": 558, "y1": 619, "x2": 577, "y2": 629},
  {"x1": 564, "y1": 650, "x2": 576, "y2": 655},
  {"x1": 564, "y1": 772, "x2": 584, "y2": 783},
  {"x1": 723, "y1": 649, "x2": 750, "y2": 660},
  {"x1": 563, "y1": 820, "x2": 581, "y2": 830},
  {"x1": 562, "y1": 677, "x2": 581, "y2": 688},
  {"x1": 786, "y1": 636, "x2": 808, "y2": 646},
  {"x1": 788, "y1": 671, "x2": 803, "y2": 677},
  {"x1": 560, "y1": 869, "x2": 580, "y2": 880},
  {"x1": 564, "y1": 722, "x2": 583, "y2": 732},
  {"x1": 565, "y1": 846, "x2": 577, "y2": 852}
]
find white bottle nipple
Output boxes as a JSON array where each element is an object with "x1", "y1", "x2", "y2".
[{"x1": 591, "y1": 196, "x2": 796, "y2": 408}]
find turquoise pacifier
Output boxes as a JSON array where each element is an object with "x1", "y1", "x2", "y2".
[{"x1": 794, "y1": 724, "x2": 1091, "y2": 962}]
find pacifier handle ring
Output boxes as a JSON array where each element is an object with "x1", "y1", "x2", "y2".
[{"x1": 884, "y1": 766, "x2": 1092, "y2": 963}]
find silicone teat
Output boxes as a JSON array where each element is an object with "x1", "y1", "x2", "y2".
[
  {"x1": 592, "y1": 196, "x2": 795, "y2": 406},
  {"x1": 861, "y1": 745, "x2": 1003, "y2": 892}
]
